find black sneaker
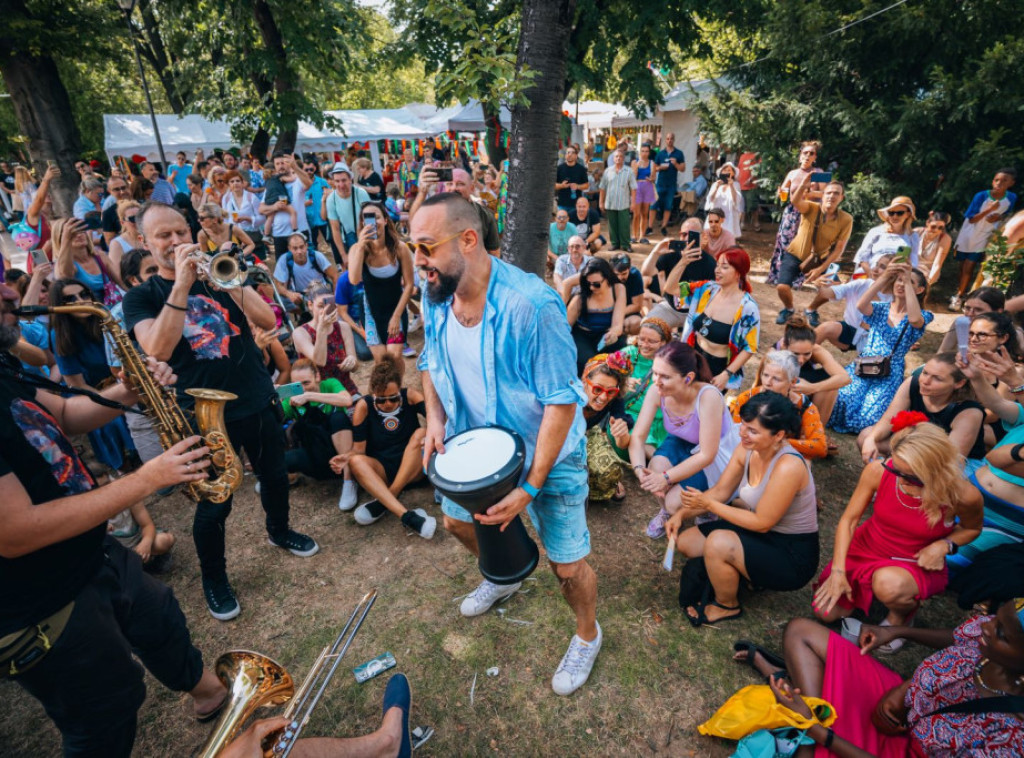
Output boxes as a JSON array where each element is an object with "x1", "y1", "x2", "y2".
[
  {"x1": 354, "y1": 499, "x2": 388, "y2": 525},
  {"x1": 268, "y1": 529, "x2": 320, "y2": 557},
  {"x1": 401, "y1": 508, "x2": 437, "y2": 539},
  {"x1": 203, "y1": 576, "x2": 240, "y2": 621}
]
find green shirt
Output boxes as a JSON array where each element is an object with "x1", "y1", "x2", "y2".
[{"x1": 282, "y1": 378, "x2": 347, "y2": 420}]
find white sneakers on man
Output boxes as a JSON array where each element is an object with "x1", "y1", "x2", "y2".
[
  {"x1": 551, "y1": 621, "x2": 603, "y2": 696},
  {"x1": 459, "y1": 579, "x2": 522, "y2": 617},
  {"x1": 338, "y1": 480, "x2": 358, "y2": 511}
]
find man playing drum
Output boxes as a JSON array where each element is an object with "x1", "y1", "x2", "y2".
[{"x1": 414, "y1": 193, "x2": 601, "y2": 696}]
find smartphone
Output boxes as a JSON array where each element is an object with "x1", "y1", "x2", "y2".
[
  {"x1": 323, "y1": 301, "x2": 337, "y2": 317},
  {"x1": 81, "y1": 212, "x2": 102, "y2": 231},
  {"x1": 810, "y1": 171, "x2": 832, "y2": 184},
  {"x1": 954, "y1": 316, "x2": 971, "y2": 363},
  {"x1": 30, "y1": 249, "x2": 49, "y2": 267},
  {"x1": 668, "y1": 240, "x2": 686, "y2": 253},
  {"x1": 687, "y1": 229, "x2": 702, "y2": 249},
  {"x1": 362, "y1": 213, "x2": 378, "y2": 240},
  {"x1": 276, "y1": 382, "x2": 304, "y2": 401},
  {"x1": 433, "y1": 167, "x2": 453, "y2": 182},
  {"x1": 893, "y1": 245, "x2": 911, "y2": 264},
  {"x1": 824, "y1": 262, "x2": 841, "y2": 282},
  {"x1": 46, "y1": 159, "x2": 57, "y2": 168}
]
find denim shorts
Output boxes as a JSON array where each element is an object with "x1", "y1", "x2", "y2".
[
  {"x1": 776, "y1": 251, "x2": 804, "y2": 286},
  {"x1": 954, "y1": 250, "x2": 985, "y2": 263},
  {"x1": 442, "y1": 440, "x2": 591, "y2": 564},
  {"x1": 651, "y1": 436, "x2": 709, "y2": 490},
  {"x1": 652, "y1": 186, "x2": 676, "y2": 212}
]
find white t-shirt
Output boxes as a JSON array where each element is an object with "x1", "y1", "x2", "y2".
[
  {"x1": 273, "y1": 250, "x2": 332, "y2": 293},
  {"x1": 445, "y1": 314, "x2": 486, "y2": 428},
  {"x1": 853, "y1": 225, "x2": 919, "y2": 268},
  {"x1": 955, "y1": 194, "x2": 1014, "y2": 253},
  {"x1": 831, "y1": 278, "x2": 893, "y2": 350},
  {"x1": 270, "y1": 177, "x2": 310, "y2": 237}
]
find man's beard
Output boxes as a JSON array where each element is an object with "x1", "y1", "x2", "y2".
[
  {"x1": 0, "y1": 322, "x2": 21, "y2": 351},
  {"x1": 425, "y1": 269, "x2": 461, "y2": 305}
]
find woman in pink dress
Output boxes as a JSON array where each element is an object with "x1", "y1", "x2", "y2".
[{"x1": 814, "y1": 418, "x2": 982, "y2": 652}]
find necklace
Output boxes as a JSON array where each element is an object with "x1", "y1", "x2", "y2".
[
  {"x1": 894, "y1": 480, "x2": 923, "y2": 510},
  {"x1": 974, "y1": 658, "x2": 1024, "y2": 696},
  {"x1": 661, "y1": 392, "x2": 696, "y2": 427},
  {"x1": 376, "y1": 398, "x2": 403, "y2": 431}
]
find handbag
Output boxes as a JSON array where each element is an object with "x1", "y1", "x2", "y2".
[
  {"x1": 699, "y1": 684, "x2": 837, "y2": 740},
  {"x1": 731, "y1": 727, "x2": 814, "y2": 758},
  {"x1": 853, "y1": 319, "x2": 909, "y2": 378}
]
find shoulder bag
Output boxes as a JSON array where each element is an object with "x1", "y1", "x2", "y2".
[{"x1": 853, "y1": 319, "x2": 909, "y2": 379}]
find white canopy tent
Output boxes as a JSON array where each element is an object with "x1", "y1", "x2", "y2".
[
  {"x1": 562, "y1": 100, "x2": 630, "y2": 133},
  {"x1": 445, "y1": 99, "x2": 511, "y2": 132}
]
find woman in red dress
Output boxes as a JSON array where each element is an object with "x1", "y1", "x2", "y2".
[{"x1": 814, "y1": 418, "x2": 983, "y2": 652}]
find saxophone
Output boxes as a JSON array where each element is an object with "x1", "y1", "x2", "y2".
[{"x1": 15, "y1": 303, "x2": 242, "y2": 503}]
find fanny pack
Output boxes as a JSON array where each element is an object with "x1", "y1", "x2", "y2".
[{"x1": 0, "y1": 601, "x2": 75, "y2": 679}]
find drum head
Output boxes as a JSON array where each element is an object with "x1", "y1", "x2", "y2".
[{"x1": 428, "y1": 426, "x2": 526, "y2": 506}]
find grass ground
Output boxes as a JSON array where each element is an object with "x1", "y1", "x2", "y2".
[{"x1": 0, "y1": 225, "x2": 962, "y2": 757}]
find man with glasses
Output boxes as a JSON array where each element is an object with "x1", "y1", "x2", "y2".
[
  {"x1": 414, "y1": 193, "x2": 602, "y2": 697},
  {"x1": 101, "y1": 176, "x2": 132, "y2": 245},
  {"x1": 552, "y1": 236, "x2": 591, "y2": 303}
]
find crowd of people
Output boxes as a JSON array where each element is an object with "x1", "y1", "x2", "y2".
[{"x1": 1, "y1": 132, "x2": 1023, "y2": 757}]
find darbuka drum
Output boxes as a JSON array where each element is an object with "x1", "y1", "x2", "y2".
[{"x1": 428, "y1": 426, "x2": 539, "y2": 585}]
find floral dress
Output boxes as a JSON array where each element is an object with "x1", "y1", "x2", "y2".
[
  {"x1": 828, "y1": 302, "x2": 933, "y2": 433},
  {"x1": 766, "y1": 203, "x2": 803, "y2": 286},
  {"x1": 620, "y1": 345, "x2": 667, "y2": 449}
]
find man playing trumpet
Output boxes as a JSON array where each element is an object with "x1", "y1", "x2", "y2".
[{"x1": 123, "y1": 202, "x2": 320, "y2": 622}]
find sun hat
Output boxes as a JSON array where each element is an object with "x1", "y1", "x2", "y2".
[{"x1": 877, "y1": 196, "x2": 917, "y2": 223}]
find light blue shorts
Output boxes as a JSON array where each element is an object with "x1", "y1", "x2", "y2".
[{"x1": 442, "y1": 440, "x2": 591, "y2": 564}]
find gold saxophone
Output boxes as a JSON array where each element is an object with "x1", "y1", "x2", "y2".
[{"x1": 17, "y1": 303, "x2": 242, "y2": 502}]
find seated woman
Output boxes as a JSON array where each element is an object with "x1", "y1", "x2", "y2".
[
  {"x1": 567, "y1": 257, "x2": 626, "y2": 374},
  {"x1": 620, "y1": 317, "x2": 672, "y2": 459},
  {"x1": 957, "y1": 312, "x2": 1024, "y2": 447},
  {"x1": 196, "y1": 202, "x2": 256, "y2": 259},
  {"x1": 913, "y1": 209, "x2": 952, "y2": 285},
  {"x1": 860, "y1": 354, "x2": 985, "y2": 474},
  {"x1": 628, "y1": 342, "x2": 740, "y2": 539},
  {"x1": 283, "y1": 359, "x2": 356, "y2": 511},
  {"x1": 680, "y1": 247, "x2": 760, "y2": 392},
  {"x1": 735, "y1": 600, "x2": 1024, "y2": 757},
  {"x1": 814, "y1": 421, "x2": 983, "y2": 652},
  {"x1": 329, "y1": 356, "x2": 434, "y2": 539},
  {"x1": 950, "y1": 348, "x2": 1024, "y2": 573},
  {"x1": 829, "y1": 263, "x2": 932, "y2": 434},
  {"x1": 291, "y1": 283, "x2": 359, "y2": 394},
  {"x1": 668, "y1": 392, "x2": 819, "y2": 627},
  {"x1": 730, "y1": 350, "x2": 827, "y2": 460},
  {"x1": 937, "y1": 286, "x2": 1022, "y2": 353},
  {"x1": 581, "y1": 352, "x2": 634, "y2": 502},
  {"x1": 778, "y1": 313, "x2": 850, "y2": 428}
]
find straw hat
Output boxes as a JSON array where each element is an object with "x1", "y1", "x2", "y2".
[{"x1": 877, "y1": 196, "x2": 917, "y2": 223}]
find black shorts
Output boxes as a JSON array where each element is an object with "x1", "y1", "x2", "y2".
[
  {"x1": 800, "y1": 362, "x2": 831, "y2": 385},
  {"x1": 776, "y1": 252, "x2": 804, "y2": 287},
  {"x1": 837, "y1": 320, "x2": 859, "y2": 350},
  {"x1": 697, "y1": 521, "x2": 819, "y2": 591}
]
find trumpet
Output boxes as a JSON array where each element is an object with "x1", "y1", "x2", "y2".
[{"x1": 191, "y1": 244, "x2": 248, "y2": 289}]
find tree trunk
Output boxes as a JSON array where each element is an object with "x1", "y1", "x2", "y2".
[
  {"x1": 251, "y1": 0, "x2": 300, "y2": 154},
  {"x1": 502, "y1": 0, "x2": 578, "y2": 276},
  {"x1": 250, "y1": 128, "x2": 271, "y2": 164},
  {"x1": 135, "y1": 0, "x2": 187, "y2": 114},
  {"x1": 483, "y1": 101, "x2": 507, "y2": 166},
  {"x1": 0, "y1": 52, "x2": 81, "y2": 216}
]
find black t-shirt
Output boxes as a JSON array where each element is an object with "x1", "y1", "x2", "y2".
[
  {"x1": 570, "y1": 208, "x2": 602, "y2": 240},
  {"x1": 101, "y1": 203, "x2": 121, "y2": 236},
  {"x1": 556, "y1": 162, "x2": 590, "y2": 208},
  {"x1": 622, "y1": 267, "x2": 645, "y2": 302},
  {"x1": 908, "y1": 374, "x2": 986, "y2": 460},
  {"x1": 0, "y1": 369, "x2": 102, "y2": 634},
  {"x1": 358, "y1": 171, "x2": 385, "y2": 201},
  {"x1": 122, "y1": 276, "x2": 275, "y2": 421},
  {"x1": 352, "y1": 390, "x2": 425, "y2": 462},
  {"x1": 650, "y1": 249, "x2": 716, "y2": 311}
]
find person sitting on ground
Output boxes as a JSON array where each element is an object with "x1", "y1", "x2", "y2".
[
  {"x1": 809, "y1": 253, "x2": 894, "y2": 351},
  {"x1": 680, "y1": 246, "x2": 760, "y2": 392},
  {"x1": 107, "y1": 498, "x2": 176, "y2": 573},
  {"x1": 567, "y1": 195, "x2": 604, "y2": 253},
  {"x1": 608, "y1": 252, "x2": 644, "y2": 335},
  {"x1": 552, "y1": 235, "x2": 591, "y2": 302},
  {"x1": 643, "y1": 217, "x2": 717, "y2": 330},
  {"x1": 548, "y1": 208, "x2": 576, "y2": 268},
  {"x1": 861, "y1": 354, "x2": 986, "y2": 474},
  {"x1": 291, "y1": 284, "x2": 358, "y2": 394},
  {"x1": 730, "y1": 349, "x2": 828, "y2": 460},
  {"x1": 853, "y1": 196, "x2": 921, "y2": 277},
  {"x1": 778, "y1": 313, "x2": 851, "y2": 430},
  {"x1": 620, "y1": 317, "x2": 671, "y2": 460},
  {"x1": 581, "y1": 352, "x2": 634, "y2": 503},
  {"x1": 333, "y1": 268, "x2": 373, "y2": 362},
  {"x1": 814, "y1": 421, "x2": 983, "y2": 652},
  {"x1": 629, "y1": 342, "x2": 740, "y2": 539},
  {"x1": 937, "y1": 287, "x2": 1014, "y2": 352},
  {"x1": 914, "y1": 210, "x2": 952, "y2": 285},
  {"x1": 701, "y1": 207, "x2": 737, "y2": 258},
  {"x1": 567, "y1": 257, "x2": 627, "y2": 374},
  {"x1": 282, "y1": 358, "x2": 357, "y2": 511},
  {"x1": 329, "y1": 356, "x2": 434, "y2": 539},
  {"x1": 668, "y1": 392, "x2": 819, "y2": 627},
  {"x1": 828, "y1": 264, "x2": 932, "y2": 434},
  {"x1": 273, "y1": 233, "x2": 338, "y2": 312},
  {"x1": 735, "y1": 599, "x2": 1024, "y2": 756}
]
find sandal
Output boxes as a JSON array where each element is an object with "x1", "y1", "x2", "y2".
[
  {"x1": 686, "y1": 599, "x2": 744, "y2": 628},
  {"x1": 611, "y1": 481, "x2": 627, "y2": 502},
  {"x1": 733, "y1": 639, "x2": 787, "y2": 678},
  {"x1": 195, "y1": 692, "x2": 229, "y2": 723}
]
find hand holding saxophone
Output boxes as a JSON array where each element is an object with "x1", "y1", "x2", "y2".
[{"x1": 138, "y1": 435, "x2": 211, "y2": 490}]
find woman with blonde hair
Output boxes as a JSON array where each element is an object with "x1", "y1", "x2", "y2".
[
  {"x1": 13, "y1": 165, "x2": 37, "y2": 213},
  {"x1": 196, "y1": 202, "x2": 256, "y2": 258},
  {"x1": 814, "y1": 420, "x2": 983, "y2": 652},
  {"x1": 108, "y1": 199, "x2": 140, "y2": 273}
]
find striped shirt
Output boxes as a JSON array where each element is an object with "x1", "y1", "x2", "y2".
[{"x1": 599, "y1": 165, "x2": 637, "y2": 211}]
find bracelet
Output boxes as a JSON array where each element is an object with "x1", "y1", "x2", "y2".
[
  {"x1": 633, "y1": 464, "x2": 644, "y2": 471},
  {"x1": 823, "y1": 727, "x2": 835, "y2": 749},
  {"x1": 1009, "y1": 384, "x2": 1024, "y2": 395},
  {"x1": 164, "y1": 301, "x2": 188, "y2": 312},
  {"x1": 944, "y1": 538, "x2": 959, "y2": 555},
  {"x1": 663, "y1": 472, "x2": 672, "y2": 484},
  {"x1": 1011, "y1": 443, "x2": 1024, "y2": 463},
  {"x1": 520, "y1": 481, "x2": 540, "y2": 501}
]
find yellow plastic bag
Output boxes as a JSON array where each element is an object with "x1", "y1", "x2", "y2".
[{"x1": 698, "y1": 684, "x2": 837, "y2": 740}]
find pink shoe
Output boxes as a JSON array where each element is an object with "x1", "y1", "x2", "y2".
[{"x1": 646, "y1": 508, "x2": 670, "y2": 539}]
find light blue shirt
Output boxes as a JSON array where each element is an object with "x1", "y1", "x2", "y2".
[
  {"x1": 417, "y1": 257, "x2": 586, "y2": 471},
  {"x1": 150, "y1": 177, "x2": 176, "y2": 205},
  {"x1": 305, "y1": 175, "x2": 330, "y2": 228},
  {"x1": 73, "y1": 195, "x2": 99, "y2": 220}
]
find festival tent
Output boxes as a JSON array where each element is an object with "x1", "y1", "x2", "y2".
[
  {"x1": 563, "y1": 100, "x2": 630, "y2": 134},
  {"x1": 445, "y1": 99, "x2": 512, "y2": 132},
  {"x1": 403, "y1": 102, "x2": 465, "y2": 134}
]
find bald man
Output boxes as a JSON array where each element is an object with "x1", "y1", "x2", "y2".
[{"x1": 409, "y1": 166, "x2": 501, "y2": 256}]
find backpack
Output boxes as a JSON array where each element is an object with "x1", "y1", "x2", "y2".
[{"x1": 285, "y1": 251, "x2": 326, "y2": 291}]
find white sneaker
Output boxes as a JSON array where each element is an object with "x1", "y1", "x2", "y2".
[
  {"x1": 401, "y1": 508, "x2": 436, "y2": 539},
  {"x1": 552, "y1": 621, "x2": 603, "y2": 696},
  {"x1": 459, "y1": 579, "x2": 522, "y2": 617},
  {"x1": 338, "y1": 480, "x2": 358, "y2": 511},
  {"x1": 949, "y1": 295, "x2": 962, "y2": 311},
  {"x1": 408, "y1": 315, "x2": 423, "y2": 333}
]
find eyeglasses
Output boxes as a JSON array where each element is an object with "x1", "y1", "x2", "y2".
[
  {"x1": 962, "y1": 304, "x2": 987, "y2": 316},
  {"x1": 887, "y1": 209, "x2": 908, "y2": 217},
  {"x1": 61, "y1": 292, "x2": 89, "y2": 304},
  {"x1": 373, "y1": 393, "x2": 402, "y2": 405},
  {"x1": 412, "y1": 231, "x2": 463, "y2": 258},
  {"x1": 111, "y1": 185, "x2": 128, "y2": 193},
  {"x1": 124, "y1": 215, "x2": 138, "y2": 224},
  {"x1": 585, "y1": 379, "x2": 619, "y2": 398},
  {"x1": 968, "y1": 330, "x2": 997, "y2": 340},
  {"x1": 880, "y1": 459, "x2": 924, "y2": 488}
]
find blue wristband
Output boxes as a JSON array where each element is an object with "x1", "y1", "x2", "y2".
[{"x1": 521, "y1": 481, "x2": 540, "y2": 500}]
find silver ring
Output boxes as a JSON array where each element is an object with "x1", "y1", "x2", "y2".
[{"x1": 186, "y1": 462, "x2": 192, "y2": 472}]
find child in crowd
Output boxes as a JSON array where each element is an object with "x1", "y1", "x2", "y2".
[
  {"x1": 949, "y1": 167, "x2": 1017, "y2": 310},
  {"x1": 262, "y1": 169, "x2": 299, "y2": 238},
  {"x1": 809, "y1": 254, "x2": 894, "y2": 353},
  {"x1": 108, "y1": 501, "x2": 176, "y2": 572}
]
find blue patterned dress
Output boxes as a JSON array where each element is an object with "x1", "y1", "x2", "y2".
[{"x1": 828, "y1": 302, "x2": 933, "y2": 433}]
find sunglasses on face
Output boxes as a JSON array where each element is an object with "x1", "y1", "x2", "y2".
[
  {"x1": 881, "y1": 459, "x2": 924, "y2": 488},
  {"x1": 124, "y1": 215, "x2": 138, "y2": 224},
  {"x1": 412, "y1": 231, "x2": 462, "y2": 258},
  {"x1": 62, "y1": 292, "x2": 88, "y2": 304},
  {"x1": 887, "y1": 210, "x2": 907, "y2": 217},
  {"x1": 373, "y1": 393, "x2": 402, "y2": 405},
  {"x1": 585, "y1": 379, "x2": 619, "y2": 398},
  {"x1": 586, "y1": 279, "x2": 604, "y2": 288}
]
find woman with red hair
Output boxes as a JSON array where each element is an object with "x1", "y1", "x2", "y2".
[{"x1": 680, "y1": 246, "x2": 760, "y2": 391}]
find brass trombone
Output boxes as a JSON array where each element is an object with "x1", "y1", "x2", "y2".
[{"x1": 198, "y1": 590, "x2": 378, "y2": 758}]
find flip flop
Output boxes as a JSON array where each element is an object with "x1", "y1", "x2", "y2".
[
  {"x1": 195, "y1": 692, "x2": 229, "y2": 723},
  {"x1": 687, "y1": 600, "x2": 743, "y2": 628},
  {"x1": 382, "y1": 673, "x2": 412, "y2": 758},
  {"x1": 733, "y1": 639, "x2": 787, "y2": 680},
  {"x1": 611, "y1": 481, "x2": 627, "y2": 502}
]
